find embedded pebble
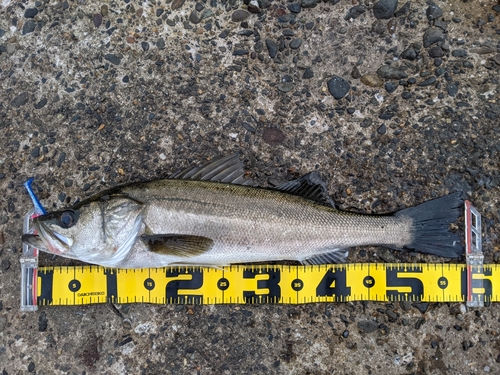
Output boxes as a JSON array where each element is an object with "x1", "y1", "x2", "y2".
[
  {"x1": 327, "y1": 76, "x2": 350, "y2": 99},
  {"x1": 11, "y1": 92, "x2": 29, "y2": 108},
  {"x1": 289, "y1": 38, "x2": 303, "y2": 49},
  {"x1": 361, "y1": 74, "x2": 384, "y2": 87},
  {"x1": 93, "y1": 14, "x2": 102, "y2": 28},
  {"x1": 447, "y1": 82, "x2": 459, "y2": 96},
  {"x1": 377, "y1": 65, "x2": 408, "y2": 79},
  {"x1": 262, "y1": 128, "x2": 285, "y2": 145},
  {"x1": 231, "y1": 10, "x2": 250, "y2": 22},
  {"x1": 344, "y1": 5, "x2": 366, "y2": 20},
  {"x1": 104, "y1": 54, "x2": 121, "y2": 65},
  {"x1": 287, "y1": 3, "x2": 301, "y2": 13},
  {"x1": 426, "y1": 5, "x2": 443, "y2": 21},
  {"x1": 22, "y1": 20, "x2": 36, "y2": 35},
  {"x1": 400, "y1": 48, "x2": 416, "y2": 60},
  {"x1": 24, "y1": 8, "x2": 39, "y2": 18},
  {"x1": 265, "y1": 39, "x2": 278, "y2": 58},
  {"x1": 423, "y1": 28, "x2": 445, "y2": 48},
  {"x1": 358, "y1": 320, "x2": 378, "y2": 333},
  {"x1": 373, "y1": 0, "x2": 398, "y2": 20}
]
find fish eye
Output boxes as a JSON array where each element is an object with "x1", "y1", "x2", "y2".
[{"x1": 58, "y1": 211, "x2": 77, "y2": 228}]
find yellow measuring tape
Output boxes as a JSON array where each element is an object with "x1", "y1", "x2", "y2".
[{"x1": 34, "y1": 263, "x2": 498, "y2": 306}]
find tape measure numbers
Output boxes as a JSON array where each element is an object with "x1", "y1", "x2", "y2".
[{"x1": 31, "y1": 263, "x2": 498, "y2": 306}]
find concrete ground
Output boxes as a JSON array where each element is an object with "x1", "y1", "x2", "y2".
[{"x1": 1, "y1": 0, "x2": 499, "y2": 374}]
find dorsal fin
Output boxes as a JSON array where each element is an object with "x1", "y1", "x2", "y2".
[
  {"x1": 275, "y1": 172, "x2": 336, "y2": 207},
  {"x1": 169, "y1": 154, "x2": 257, "y2": 186}
]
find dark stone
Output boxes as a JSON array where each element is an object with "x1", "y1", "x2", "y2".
[
  {"x1": 30, "y1": 146, "x2": 40, "y2": 158},
  {"x1": 302, "y1": 0, "x2": 321, "y2": 8},
  {"x1": 24, "y1": 8, "x2": 39, "y2": 18},
  {"x1": 377, "y1": 65, "x2": 408, "y2": 79},
  {"x1": 265, "y1": 39, "x2": 278, "y2": 58},
  {"x1": 38, "y1": 312, "x2": 48, "y2": 332},
  {"x1": 302, "y1": 68, "x2": 314, "y2": 79},
  {"x1": 171, "y1": 0, "x2": 186, "y2": 10},
  {"x1": 357, "y1": 320, "x2": 378, "y2": 333},
  {"x1": 377, "y1": 111, "x2": 394, "y2": 121},
  {"x1": 233, "y1": 49, "x2": 249, "y2": 56},
  {"x1": 394, "y1": 1, "x2": 410, "y2": 17},
  {"x1": 141, "y1": 41, "x2": 149, "y2": 51},
  {"x1": 262, "y1": 128, "x2": 285, "y2": 146},
  {"x1": 434, "y1": 19, "x2": 447, "y2": 30},
  {"x1": 241, "y1": 122, "x2": 256, "y2": 133},
  {"x1": 350, "y1": 66, "x2": 361, "y2": 79},
  {"x1": 428, "y1": 46, "x2": 444, "y2": 58},
  {"x1": 418, "y1": 77, "x2": 436, "y2": 86},
  {"x1": 27, "y1": 362, "x2": 35, "y2": 373},
  {"x1": 400, "y1": 48, "x2": 416, "y2": 60},
  {"x1": 34, "y1": 98, "x2": 47, "y2": 109},
  {"x1": 189, "y1": 11, "x2": 201, "y2": 24},
  {"x1": 377, "y1": 124, "x2": 387, "y2": 134},
  {"x1": 384, "y1": 81, "x2": 398, "y2": 93},
  {"x1": 423, "y1": 28, "x2": 445, "y2": 48},
  {"x1": 104, "y1": 54, "x2": 121, "y2": 65},
  {"x1": 231, "y1": 9, "x2": 250, "y2": 22},
  {"x1": 327, "y1": 75, "x2": 350, "y2": 99},
  {"x1": 156, "y1": 38, "x2": 166, "y2": 49},
  {"x1": 11, "y1": 92, "x2": 29, "y2": 108},
  {"x1": 93, "y1": 13, "x2": 102, "y2": 27},
  {"x1": 412, "y1": 302, "x2": 429, "y2": 314},
  {"x1": 426, "y1": 5, "x2": 443, "y2": 21},
  {"x1": 277, "y1": 83, "x2": 294, "y2": 93},
  {"x1": 56, "y1": 152, "x2": 66, "y2": 167},
  {"x1": 156, "y1": 8, "x2": 164, "y2": 17},
  {"x1": 401, "y1": 91, "x2": 411, "y2": 99},
  {"x1": 344, "y1": 5, "x2": 366, "y2": 20},
  {"x1": 452, "y1": 49, "x2": 467, "y2": 57},
  {"x1": 22, "y1": 20, "x2": 36, "y2": 34},
  {"x1": 373, "y1": 0, "x2": 398, "y2": 20},
  {"x1": 447, "y1": 82, "x2": 459, "y2": 96},
  {"x1": 287, "y1": 3, "x2": 301, "y2": 13},
  {"x1": 289, "y1": 38, "x2": 303, "y2": 49},
  {"x1": 0, "y1": 258, "x2": 10, "y2": 271}
]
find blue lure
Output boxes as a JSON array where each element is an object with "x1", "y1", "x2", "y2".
[{"x1": 24, "y1": 178, "x2": 47, "y2": 216}]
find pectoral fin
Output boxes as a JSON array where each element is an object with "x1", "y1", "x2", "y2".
[{"x1": 141, "y1": 234, "x2": 213, "y2": 257}]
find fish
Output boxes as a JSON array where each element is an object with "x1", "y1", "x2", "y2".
[{"x1": 22, "y1": 154, "x2": 464, "y2": 268}]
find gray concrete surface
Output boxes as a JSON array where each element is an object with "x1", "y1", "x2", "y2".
[{"x1": 1, "y1": 0, "x2": 500, "y2": 373}]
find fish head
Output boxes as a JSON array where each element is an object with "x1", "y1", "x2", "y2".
[{"x1": 22, "y1": 196, "x2": 145, "y2": 265}]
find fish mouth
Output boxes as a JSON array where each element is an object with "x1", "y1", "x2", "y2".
[{"x1": 24, "y1": 221, "x2": 72, "y2": 255}]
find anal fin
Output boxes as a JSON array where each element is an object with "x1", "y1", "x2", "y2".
[
  {"x1": 300, "y1": 249, "x2": 349, "y2": 265},
  {"x1": 141, "y1": 234, "x2": 213, "y2": 257}
]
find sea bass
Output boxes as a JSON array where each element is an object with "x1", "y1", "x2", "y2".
[{"x1": 22, "y1": 155, "x2": 464, "y2": 268}]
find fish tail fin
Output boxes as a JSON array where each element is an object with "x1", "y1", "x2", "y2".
[{"x1": 395, "y1": 192, "x2": 464, "y2": 258}]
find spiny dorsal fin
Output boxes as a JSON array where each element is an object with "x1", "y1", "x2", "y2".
[
  {"x1": 300, "y1": 249, "x2": 349, "y2": 265},
  {"x1": 141, "y1": 234, "x2": 214, "y2": 257},
  {"x1": 169, "y1": 154, "x2": 257, "y2": 186},
  {"x1": 275, "y1": 172, "x2": 336, "y2": 207}
]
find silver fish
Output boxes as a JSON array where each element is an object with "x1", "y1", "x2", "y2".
[{"x1": 22, "y1": 155, "x2": 464, "y2": 268}]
